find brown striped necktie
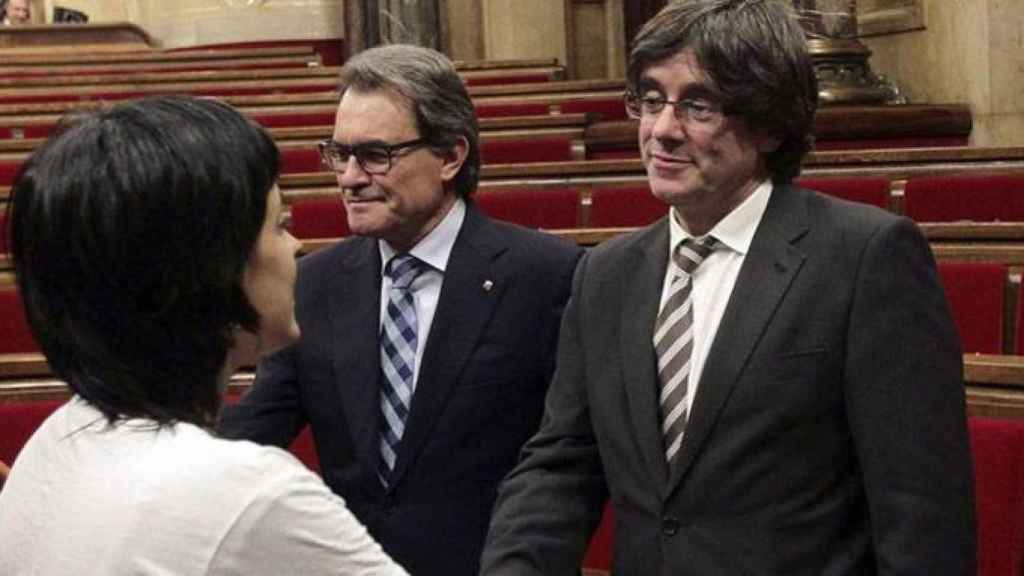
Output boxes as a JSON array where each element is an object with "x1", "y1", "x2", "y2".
[{"x1": 653, "y1": 237, "x2": 718, "y2": 464}]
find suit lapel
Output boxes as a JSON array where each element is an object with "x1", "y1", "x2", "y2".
[
  {"x1": 388, "y1": 205, "x2": 507, "y2": 488},
  {"x1": 667, "y1": 187, "x2": 810, "y2": 493},
  {"x1": 620, "y1": 219, "x2": 673, "y2": 490},
  {"x1": 327, "y1": 238, "x2": 385, "y2": 477}
]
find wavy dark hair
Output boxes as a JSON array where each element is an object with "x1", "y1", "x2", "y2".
[
  {"x1": 628, "y1": 0, "x2": 818, "y2": 184},
  {"x1": 7, "y1": 95, "x2": 280, "y2": 428}
]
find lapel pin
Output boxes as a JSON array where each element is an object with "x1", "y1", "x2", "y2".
[{"x1": 482, "y1": 280, "x2": 494, "y2": 292}]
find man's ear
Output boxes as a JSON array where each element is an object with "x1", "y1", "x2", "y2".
[{"x1": 440, "y1": 136, "x2": 469, "y2": 183}]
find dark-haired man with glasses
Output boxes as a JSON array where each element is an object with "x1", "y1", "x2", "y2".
[
  {"x1": 482, "y1": 1, "x2": 974, "y2": 574},
  {"x1": 221, "y1": 44, "x2": 581, "y2": 576}
]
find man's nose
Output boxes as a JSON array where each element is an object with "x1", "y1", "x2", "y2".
[{"x1": 337, "y1": 156, "x2": 370, "y2": 189}]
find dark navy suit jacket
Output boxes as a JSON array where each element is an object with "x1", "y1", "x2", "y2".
[{"x1": 221, "y1": 202, "x2": 581, "y2": 576}]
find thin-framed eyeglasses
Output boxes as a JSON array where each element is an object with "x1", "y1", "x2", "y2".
[
  {"x1": 623, "y1": 92, "x2": 725, "y2": 127},
  {"x1": 317, "y1": 137, "x2": 431, "y2": 175}
]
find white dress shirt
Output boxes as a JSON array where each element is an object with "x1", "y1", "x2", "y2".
[
  {"x1": 378, "y1": 197, "x2": 466, "y2": 390},
  {"x1": 658, "y1": 180, "x2": 773, "y2": 427}
]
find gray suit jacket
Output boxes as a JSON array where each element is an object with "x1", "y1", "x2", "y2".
[{"x1": 482, "y1": 186, "x2": 976, "y2": 575}]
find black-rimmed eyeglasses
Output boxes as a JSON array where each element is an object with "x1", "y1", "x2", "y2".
[
  {"x1": 623, "y1": 92, "x2": 725, "y2": 126},
  {"x1": 317, "y1": 137, "x2": 431, "y2": 175}
]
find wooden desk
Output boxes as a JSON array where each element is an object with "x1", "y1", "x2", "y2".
[{"x1": 0, "y1": 23, "x2": 155, "y2": 51}]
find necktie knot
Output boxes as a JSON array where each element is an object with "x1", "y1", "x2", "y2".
[
  {"x1": 387, "y1": 254, "x2": 426, "y2": 290},
  {"x1": 673, "y1": 237, "x2": 718, "y2": 276}
]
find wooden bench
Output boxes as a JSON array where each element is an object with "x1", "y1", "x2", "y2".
[{"x1": 0, "y1": 45, "x2": 316, "y2": 65}]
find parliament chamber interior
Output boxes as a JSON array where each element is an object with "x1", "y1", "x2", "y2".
[{"x1": 0, "y1": 0, "x2": 1023, "y2": 574}]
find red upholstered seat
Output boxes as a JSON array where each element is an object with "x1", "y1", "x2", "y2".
[
  {"x1": 1016, "y1": 282, "x2": 1024, "y2": 355},
  {"x1": 1, "y1": 161, "x2": 22, "y2": 186},
  {"x1": 0, "y1": 290, "x2": 39, "y2": 354},
  {"x1": 250, "y1": 112, "x2": 337, "y2": 128},
  {"x1": 937, "y1": 262, "x2": 1006, "y2": 354},
  {"x1": 589, "y1": 186, "x2": 668, "y2": 228},
  {"x1": 903, "y1": 174, "x2": 1024, "y2": 222},
  {"x1": 475, "y1": 103, "x2": 551, "y2": 118},
  {"x1": 813, "y1": 137, "x2": 967, "y2": 150},
  {"x1": 279, "y1": 147, "x2": 324, "y2": 174},
  {"x1": 480, "y1": 136, "x2": 575, "y2": 164},
  {"x1": 0, "y1": 399, "x2": 65, "y2": 467},
  {"x1": 0, "y1": 124, "x2": 54, "y2": 140},
  {"x1": 475, "y1": 188, "x2": 579, "y2": 229},
  {"x1": 464, "y1": 74, "x2": 552, "y2": 87},
  {"x1": 560, "y1": 98, "x2": 629, "y2": 121},
  {"x1": 795, "y1": 176, "x2": 891, "y2": 209},
  {"x1": 582, "y1": 501, "x2": 614, "y2": 571},
  {"x1": 969, "y1": 417, "x2": 1024, "y2": 576},
  {"x1": 290, "y1": 198, "x2": 349, "y2": 239},
  {"x1": 0, "y1": 211, "x2": 8, "y2": 254}
]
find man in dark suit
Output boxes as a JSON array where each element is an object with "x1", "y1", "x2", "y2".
[
  {"x1": 220, "y1": 44, "x2": 581, "y2": 576},
  {"x1": 481, "y1": 1, "x2": 976, "y2": 574}
]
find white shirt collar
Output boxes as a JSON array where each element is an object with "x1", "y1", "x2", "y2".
[
  {"x1": 668, "y1": 179, "x2": 773, "y2": 256},
  {"x1": 378, "y1": 197, "x2": 466, "y2": 273}
]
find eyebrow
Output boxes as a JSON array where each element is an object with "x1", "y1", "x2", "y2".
[
  {"x1": 328, "y1": 139, "x2": 392, "y2": 148},
  {"x1": 636, "y1": 76, "x2": 720, "y2": 101}
]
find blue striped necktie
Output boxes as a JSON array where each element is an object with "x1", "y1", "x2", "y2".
[{"x1": 379, "y1": 254, "x2": 426, "y2": 485}]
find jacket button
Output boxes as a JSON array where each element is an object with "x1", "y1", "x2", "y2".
[{"x1": 662, "y1": 516, "x2": 680, "y2": 536}]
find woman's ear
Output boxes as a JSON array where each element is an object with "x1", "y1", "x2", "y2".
[{"x1": 756, "y1": 132, "x2": 783, "y2": 155}]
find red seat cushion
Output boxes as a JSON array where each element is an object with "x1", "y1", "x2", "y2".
[
  {"x1": 903, "y1": 174, "x2": 1024, "y2": 222},
  {"x1": 475, "y1": 188, "x2": 579, "y2": 229},
  {"x1": 0, "y1": 290, "x2": 40, "y2": 354},
  {"x1": 582, "y1": 501, "x2": 614, "y2": 570},
  {"x1": 279, "y1": 147, "x2": 324, "y2": 174},
  {"x1": 796, "y1": 176, "x2": 891, "y2": 209},
  {"x1": 464, "y1": 73, "x2": 552, "y2": 87},
  {"x1": 937, "y1": 262, "x2": 1006, "y2": 354},
  {"x1": 969, "y1": 417, "x2": 1024, "y2": 576},
  {"x1": 589, "y1": 186, "x2": 668, "y2": 227},
  {"x1": 0, "y1": 399, "x2": 65, "y2": 466},
  {"x1": 475, "y1": 103, "x2": 551, "y2": 118},
  {"x1": 560, "y1": 98, "x2": 629, "y2": 121},
  {"x1": 290, "y1": 198, "x2": 349, "y2": 239},
  {"x1": 250, "y1": 112, "x2": 337, "y2": 128},
  {"x1": 0, "y1": 161, "x2": 22, "y2": 186},
  {"x1": 480, "y1": 137, "x2": 574, "y2": 164},
  {"x1": 0, "y1": 211, "x2": 8, "y2": 254}
]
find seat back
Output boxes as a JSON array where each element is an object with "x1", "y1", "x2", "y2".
[
  {"x1": 560, "y1": 98, "x2": 629, "y2": 121},
  {"x1": 290, "y1": 198, "x2": 349, "y2": 239},
  {"x1": 796, "y1": 176, "x2": 891, "y2": 209},
  {"x1": 480, "y1": 136, "x2": 575, "y2": 164},
  {"x1": 969, "y1": 417, "x2": 1024, "y2": 576},
  {"x1": 279, "y1": 147, "x2": 324, "y2": 174},
  {"x1": 589, "y1": 186, "x2": 668, "y2": 228},
  {"x1": 903, "y1": 174, "x2": 1024, "y2": 222},
  {"x1": 0, "y1": 399, "x2": 65, "y2": 467},
  {"x1": 0, "y1": 289, "x2": 40, "y2": 354},
  {"x1": 937, "y1": 262, "x2": 1006, "y2": 354},
  {"x1": 475, "y1": 188, "x2": 579, "y2": 230},
  {"x1": 582, "y1": 501, "x2": 615, "y2": 571},
  {"x1": 0, "y1": 161, "x2": 22, "y2": 186}
]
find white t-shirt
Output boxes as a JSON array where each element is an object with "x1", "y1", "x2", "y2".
[{"x1": 0, "y1": 397, "x2": 408, "y2": 575}]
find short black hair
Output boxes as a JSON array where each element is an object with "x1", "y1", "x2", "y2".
[
  {"x1": 7, "y1": 95, "x2": 280, "y2": 428},
  {"x1": 338, "y1": 44, "x2": 480, "y2": 198},
  {"x1": 628, "y1": 0, "x2": 818, "y2": 183}
]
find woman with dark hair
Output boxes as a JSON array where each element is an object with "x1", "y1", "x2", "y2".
[{"x1": 0, "y1": 95, "x2": 407, "y2": 575}]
